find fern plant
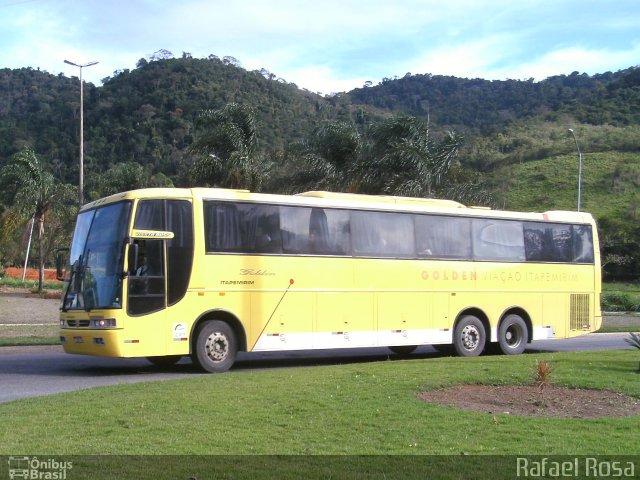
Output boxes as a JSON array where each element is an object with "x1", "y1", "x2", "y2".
[{"x1": 625, "y1": 332, "x2": 640, "y2": 372}]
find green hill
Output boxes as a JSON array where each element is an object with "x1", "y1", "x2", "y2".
[{"x1": 492, "y1": 151, "x2": 639, "y2": 219}]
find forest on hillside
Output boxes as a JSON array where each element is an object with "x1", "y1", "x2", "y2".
[{"x1": 0, "y1": 52, "x2": 639, "y2": 279}]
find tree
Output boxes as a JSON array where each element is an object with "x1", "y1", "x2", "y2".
[
  {"x1": 356, "y1": 115, "x2": 464, "y2": 197},
  {"x1": 189, "y1": 103, "x2": 268, "y2": 190},
  {"x1": 0, "y1": 148, "x2": 75, "y2": 292},
  {"x1": 276, "y1": 122, "x2": 361, "y2": 193},
  {"x1": 270, "y1": 115, "x2": 489, "y2": 202},
  {"x1": 94, "y1": 162, "x2": 148, "y2": 198}
]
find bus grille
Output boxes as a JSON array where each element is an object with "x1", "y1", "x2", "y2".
[
  {"x1": 570, "y1": 294, "x2": 590, "y2": 330},
  {"x1": 66, "y1": 320, "x2": 90, "y2": 328}
]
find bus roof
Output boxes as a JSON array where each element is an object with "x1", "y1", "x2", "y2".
[
  {"x1": 80, "y1": 187, "x2": 596, "y2": 225},
  {"x1": 298, "y1": 191, "x2": 466, "y2": 209}
]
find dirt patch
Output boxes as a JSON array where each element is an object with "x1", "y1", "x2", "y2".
[
  {"x1": 418, "y1": 384, "x2": 640, "y2": 418},
  {"x1": 0, "y1": 289, "x2": 60, "y2": 326},
  {"x1": 4, "y1": 267, "x2": 59, "y2": 281}
]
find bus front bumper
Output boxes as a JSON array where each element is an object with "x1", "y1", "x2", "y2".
[{"x1": 59, "y1": 329, "x2": 125, "y2": 357}]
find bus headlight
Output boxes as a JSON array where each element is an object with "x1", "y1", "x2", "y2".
[{"x1": 91, "y1": 318, "x2": 117, "y2": 328}]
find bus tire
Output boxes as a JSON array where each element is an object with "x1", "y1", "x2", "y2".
[
  {"x1": 498, "y1": 314, "x2": 528, "y2": 355},
  {"x1": 453, "y1": 315, "x2": 486, "y2": 357},
  {"x1": 192, "y1": 320, "x2": 237, "y2": 373},
  {"x1": 146, "y1": 355, "x2": 182, "y2": 367},
  {"x1": 388, "y1": 345, "x2": 417, "y2": 355}
]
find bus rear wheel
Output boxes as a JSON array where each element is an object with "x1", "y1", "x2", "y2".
[
  {"x1": 498, "y1": 314, "x2": 528, "y2": 355},
  {"x1": 453, "y1": 315, "x2": 486, "y2": 357},
  {"x1": 192, "y1": 320, "x2": 237, "y2": 373}
]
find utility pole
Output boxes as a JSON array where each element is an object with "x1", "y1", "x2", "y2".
[
  {"x1": 64, "y1": 59, "x2": 99, "y2": 207},
  {"x1": 568, "y1": 128, "x2": 583, "y2": 212}
]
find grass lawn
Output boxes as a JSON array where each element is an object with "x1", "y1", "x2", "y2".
[
  {"x1": 1, "y1": 350, "x2": 638, "y2": 457},
  {"x1": 598, "y1": 325, "x2": 640, "y2": 333},
  {"x1": 0, "y1": 336, "x2": 59, "y2": 346},
  {"x1": 0, "y1": 276, "x2": 63, "y2": 291}
]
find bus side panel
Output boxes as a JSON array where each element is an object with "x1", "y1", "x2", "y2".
[
  {"x1": 250, "y1": 291, "x2": 314, "y2": 351},
  {"x1": 315, "y1": 292, "x2": 374, "y2": 347},
  {"x1": 246, "y1": 255, "x2": 353, "y2": 351},
  {"x1": 430, "y1": 292, "x2": 451, "y2": 344},
  {"x1": 542, "y1": 293, "x2": 568, "y2": 338},
  {"x1": 377, "y1": 292, "x2": 429, "y2": 346},
  {"x1": 120, "y1": 308, "x2": 166, "y2": 357}
]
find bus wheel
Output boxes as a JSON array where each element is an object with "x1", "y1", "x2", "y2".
[
  {"x1": 453, "y1": 315, "x2": 486, "y2": 357},
  {"x1": 193, "y1": 320, "x2": 237, "y2": 373},
  {"x1": 146, "y1": 355, "x2": 182, "y2": 367},
  {"x1": 388, "y1": 345, "x2": 417, "y2": 355},
  {"x1": 498, "y1": 314, "x2": 528, "y2": 355}
]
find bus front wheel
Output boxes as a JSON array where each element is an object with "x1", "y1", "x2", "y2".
[
  {"x1": 498, "y1": 314, "x2": 528, "y2": 355},
  {"x1": 453, "y1": 315, "x2": 486, "y2": 357},
  {"x1": 193, "y1": 320, "x2": 237, "y2": 373}
]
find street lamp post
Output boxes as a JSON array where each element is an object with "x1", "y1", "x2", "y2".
[
  {"x1": 64, "y1": 59, "x2": 98, "y2": 207},
  {"x1": 568, "y1": 128, "x2": 583, "y2": 212}
]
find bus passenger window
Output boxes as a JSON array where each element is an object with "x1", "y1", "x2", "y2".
[
  {"x1": 253, "y1": 209, "x2": 281, "y2": 253},
  {"x1": 309, "y1": 208, "x2": 331, "y2": 254},
  {"x1": 572, "y1": 225, "x2": 594, "y2": 263},
  {"x1": 524, "y1": 222, "x2": 580, "y2": 263},
  {"x1": 473, "y1": 219, "x2": 525, "y2": 261},
  {"x1": 352, "y1": 211, "x2": 415, "y2": 258},
  {"x1": 415, "y1": 215, "x2": 471, "y2": 259}
]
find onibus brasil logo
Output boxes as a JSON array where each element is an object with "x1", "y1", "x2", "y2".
[{"x1": 7, "y1": 457, "x2": 72, "y2": 479}]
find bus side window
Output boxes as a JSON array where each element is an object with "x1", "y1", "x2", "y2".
[
  {"x1": 352, "y1": 211, "x2": 414, "y2": 258},
  {"x1": 309, "y1": 208, "x2": 331, "y2": 254},
  {"x1": 473, "y1": 219, "x2": 525, "y2": 261},
  {"x1": 415, "y1": 215, "x2": 471, "y2": 259},
  {"x1": 253, "y1": 208, "x2": 282, "y2": 253},
  {"x1": 572, "y1": 225, "x2": 594, "y2": 263}
]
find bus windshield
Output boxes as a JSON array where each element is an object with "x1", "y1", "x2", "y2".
[{"x1": 62, "y1": 201, "x2": 131, "y2": 311}]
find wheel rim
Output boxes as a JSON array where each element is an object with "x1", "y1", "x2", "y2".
[
  {"x1": 204, "y1": 332, "x2": 229, "y2": 363},
  {"x1": 504, "y1": 324, "x2": 522, "y2": 348},
  {"x1": 460, "y1": 325, "x2": 480, "y2": 351}
]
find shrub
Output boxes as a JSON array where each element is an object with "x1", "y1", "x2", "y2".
[{"x1": 601, "y1": 292, "x2": 639, "y2": 312}]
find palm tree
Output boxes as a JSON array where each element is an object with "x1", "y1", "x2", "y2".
[
  {"x1": 277, "y1": 121, "x2": 361, "y2": 193},
  {"x1": 358, "y1": 115, "x2": 464, "y2": 197},
  {"x1": 0, "y1": 148, "x2": 75, "y2": 292},
  {"x1": 309, "y1": 121, "x2": 361, "y2": 170},
  {"x1": 189, "y1": 103, "x2": 267, "y2": 190}
]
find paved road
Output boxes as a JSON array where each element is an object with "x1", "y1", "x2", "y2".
[{"x1": 0, "y1": 333, "x2": 634, "y2": 404}]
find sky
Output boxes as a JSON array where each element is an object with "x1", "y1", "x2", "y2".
[{"x1": 1, "y1": 0, "x2": 639, "y2": 94}]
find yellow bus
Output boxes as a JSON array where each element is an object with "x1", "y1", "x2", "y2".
[{"x1": 57, "y1": 188, "x2": 601, "y2": 372}]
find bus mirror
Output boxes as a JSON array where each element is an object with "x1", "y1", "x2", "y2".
[
  {"x1": 55, "y1": 248, "x2": 69, "y2": 281},
  {"x1": 128, "y1": 243, "x2": 139, "y2": 275}
]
